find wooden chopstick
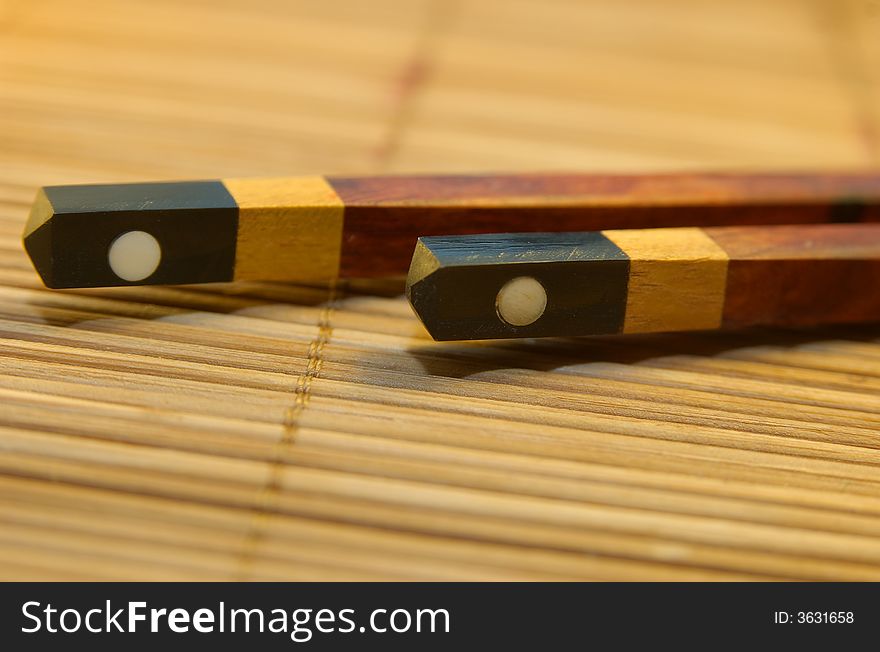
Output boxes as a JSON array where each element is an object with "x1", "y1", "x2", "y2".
[
  {"x1": 406, "y1": 223, "x2": 880, "y2": 340},
  {"x1": 22, "y1": 171, "x2": 880, "y2": 288}
]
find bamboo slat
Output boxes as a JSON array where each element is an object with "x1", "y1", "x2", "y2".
[{"x1": 0, "y1": 0, "x2": 878, "y2": 580}]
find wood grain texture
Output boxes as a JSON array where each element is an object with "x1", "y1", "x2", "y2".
[
  {"x1": 329, "y1": 172, "x2": 880, "y2": 277},
  {"x1": 707, "y1": 224, "x2": 880, "y2": 327},
  {"x1": 604, "y1": 227, "x2": 729, "y2": 333},
  {"x1": 27, "y1": 171, "x2": 880, "y2": 287},
  {"x1": 224, "y1": 176, "x2": 344, "y2": 282},
  {"x1": 1, "y1": 0, "x2": 880, "y2": 581},
  {"x1": 408, "y1": 224, "x2": 880, "y2": 340}
]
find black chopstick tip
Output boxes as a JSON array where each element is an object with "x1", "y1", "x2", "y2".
[{"x1": 21, "y1": 181, "x2": 239, "y2": 288}]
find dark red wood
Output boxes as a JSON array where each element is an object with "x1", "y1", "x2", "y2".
[
  {"x1": 327, "y1": 172, "x2": 880, "y2": 277},
  {"x1": 706, "y1": 223, "x2": 880, "y2": 328}
]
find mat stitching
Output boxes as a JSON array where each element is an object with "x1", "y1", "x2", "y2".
[
  {"x1": 816, "y1": 0, "x2": 879, "y2": 164},
  {"x1": 234, "y1": 279, "x2": 340, "y2": 579},
  {"x1": 372, "y1": 0, "x2": 459, "y2": 169}
]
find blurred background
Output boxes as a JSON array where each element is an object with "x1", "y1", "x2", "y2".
[
  {"x1": 1, "y1": 0, "x2": 877, "y2": 187},
  {"x1": 1, "y1": 0, "x2": 880, "y2": 581}
]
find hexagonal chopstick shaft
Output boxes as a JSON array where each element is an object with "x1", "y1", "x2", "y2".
[
  {"x1": 23, "y1": 172, "x2": 880, "y2": 288},
  {"x1": 406, "y1": 224, "x2": 880, "y2": 341}
]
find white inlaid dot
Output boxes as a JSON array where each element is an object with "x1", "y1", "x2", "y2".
[
  {"x1": 108, "y1": 231, "x2": 161, "y2": 282},
  {"x1": 496, "y1": 276, "x2": 547, "y2": 327}
]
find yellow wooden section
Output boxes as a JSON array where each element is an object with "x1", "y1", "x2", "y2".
[
  {"x1": 0, "y1": 0, "x2": 878, "y2": 580},
  {"x1": 224, "y1": 176, "x2": 344, "y2": 282},
  {"x1": 604, "y1": 227, "x2": 729, "y2": 333}
]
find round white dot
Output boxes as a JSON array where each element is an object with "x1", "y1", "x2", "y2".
[
  {"x1": 496, "y1": 276, "x2": 547, "y2": 327},
  {"x1": 108, "y1": 231, "x2": 161, "y2": 282}
]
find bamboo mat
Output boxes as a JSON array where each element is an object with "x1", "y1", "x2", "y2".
[{"x1": 0, "y1": 0, "x2": 879, "y2": 580}]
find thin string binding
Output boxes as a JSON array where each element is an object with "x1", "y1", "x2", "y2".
[{"x1": 234, "y1": 278, "x2": 342, "y2": 580}]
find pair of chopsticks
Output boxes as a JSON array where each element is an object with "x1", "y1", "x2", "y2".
[{"x1": 22, "y1": 172, "x2": 880, "y2": 340}]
